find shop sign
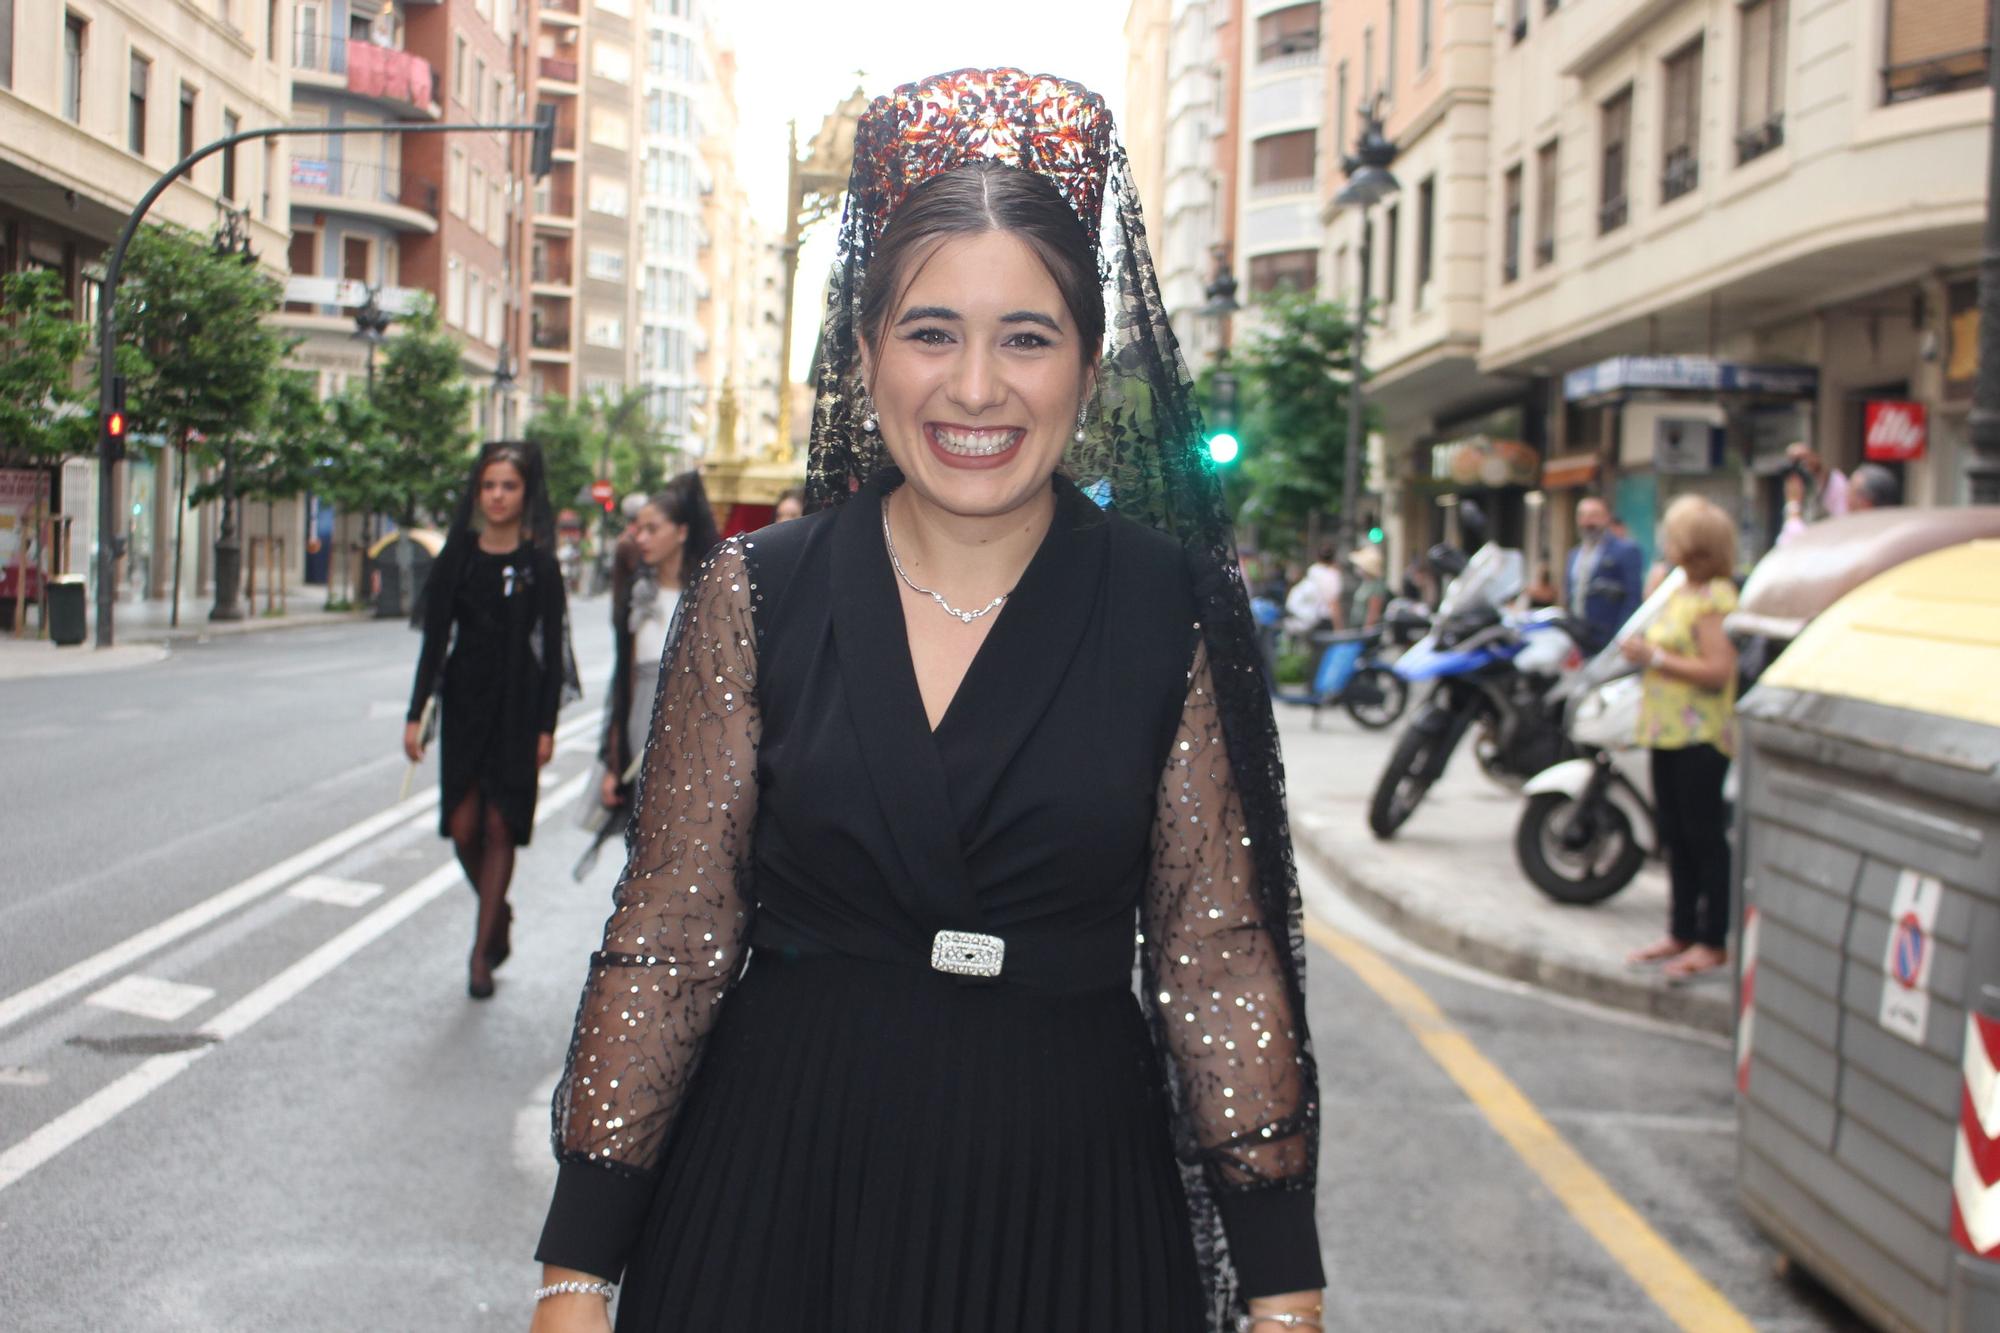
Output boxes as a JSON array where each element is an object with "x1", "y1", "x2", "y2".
[
  {"x1": 1429, "y1": 435, "x2": 1539, "y2": 488},
  {"x1": 1563, "y1": 356, "x2": 1818, "y2": 402},
  {"x1": 1864, "y1": 400, "x2": 1927, "y2": 461},
  {"x1": 291, "y1": 157, "x2": 331, "y2": 189},
  {"x1": 1654, "y1": 419, "x2": 1723, "y2": 474}
]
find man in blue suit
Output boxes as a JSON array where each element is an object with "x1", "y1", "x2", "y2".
[{"x1": 1566, "y1": 496, "x2": 1644, "y2": 652}]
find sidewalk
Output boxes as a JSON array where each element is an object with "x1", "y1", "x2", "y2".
[
  {"x1": 0, "y1": 582, "x2": 370, "y2": 681},
  {"x1": 1278, "y1": 706, "x2": 1735, "y2": 1036}
]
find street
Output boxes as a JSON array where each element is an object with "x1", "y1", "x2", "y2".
[{"x1": 0, "y1": 614, "x2": 1861, "y2": 1331}]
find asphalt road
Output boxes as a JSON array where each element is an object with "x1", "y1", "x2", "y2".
[{"x1": 0, "y1": 610, "x2": 1862, "y2": 1330}]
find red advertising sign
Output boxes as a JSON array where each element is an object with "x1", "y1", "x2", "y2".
[{"x1": 1864, "y1": 400, "x2": 1926, "y2": 461}]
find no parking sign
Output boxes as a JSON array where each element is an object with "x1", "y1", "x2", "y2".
[{"x1": 1879, "y1": 870, "x2": 1942, "y2": 1045}]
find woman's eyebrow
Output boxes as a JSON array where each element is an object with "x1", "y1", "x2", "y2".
[
  {"x1": 896, "y1": 305, "x2": 960, "y2": 325},
  {"x1": 1001, "y1": 311, "x2": 1061, "y2": 331}
]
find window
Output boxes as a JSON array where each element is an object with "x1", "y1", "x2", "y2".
[
  {"x1": 266, "y1": 0, "x2": 279, "y2": 59},
  {"x1": 448, "y1": 148, "x2": 467, "y2": 216},
  {"x1": 62, "y1": 13, "x2": 86, "y2": 122},
  {"x1": 1501, "y1": 163, "x2": 1522, "y2": 283},
  {"x1": 470, "y1": 164, "x2": 487, "y2": 231},
  {"x1": 490, "y1": 180, "x2": 506, "y2": 242},
  {"x1": 1511, "y1": 0, "x2": 1529, "y2": 45},
  {"x1": 128, "y1": 53, "x2": 150, "y2": 155},
  {"x1": 593, "y1": 38, "x2": 631, "y2": 83},
  {"x1": 1255, "y1": 5, "x2": 1319, "y2": 62},
  {"x1": 590, "y1": 107, "x2": 629, "y2": 150},
  {"x1": 1248, "y1": 250, "x2": 1318, "y2": 296},
  {"x1": 3, "y1": 0, "x2": 18, "y2": 89},
  {"x1": 588, "y1": 174, "x2": 629, "y2": 217},
  {"x1": 1534, "y1": 140, "x2": 1557, "y2": 267},
  {"x1": 342, "y1": 235, "x2": 372, "y2": 282},
  {"x1": 1661, "y1": 39, "x2": 1703, "y2": 203},
  {"x1": 1599, "y1": 87, "x2": 1631, "y2": 233},
  {"x1": 1386, "y1": 1, "x2": 1398, "y2": 97},
  {"x1": 1250, "y1": 130, "x2": 1315, "y2": 189},
  {"x1": 1415, "y1": 176, "x2": 1435, "y2": 294},
  {"x1": 446, "y1": 255, "x2": 465, "y2": 327},
  {"x1": 585, "y1": 310, "x2": 624, "y2": 348},
  {"x1": 179, "y1": 84, "x2": 197, "y2": 162},
  {"x1": 454, "y1": 35, "x2": 468, "y2": 103},
  {"x1": 1737, "y1": 0, "x2": 1788, "y2": 162},
  {"x1": 1384, "y1": 202, "x2": 1400, "y2": 305},
  {"x1": 1883, "y1": 0, "x2": 1989, "y2": 102},
  {"x1": 1419, "y1": 0, "x2": 1433, "y2": 68},
  {"x1": 1363, "y1": 26, "x2": 1375, "y2": 100},
  {"x1": 1335, "y1": 63, "x2": 1349, "y2": 155},
  {"x1": 473, "y1": 57, "x2": 485, "y2": 114},
  {"x1": 221, "y1": 111, "x2": 239, "y2": 200},
  {"x1": 467, "y1": 267, "x2": 484, "y2": 341},
  {"x1": 587, "y1": 247, "x2": 625, "y2": 282}
]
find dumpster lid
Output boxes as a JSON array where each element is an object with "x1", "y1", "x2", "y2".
[
  {"x1": 365, "y1": 528, "x2": 444, "y2": 561},
  {"x1": 1730, "y1": 506, "x2": 2000, "y2": 640},
  {"x1": 1758, "y1": 540, "x2": 2000, "y2": 729}
]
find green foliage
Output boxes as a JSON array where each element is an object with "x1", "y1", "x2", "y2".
[
  {"x1": 523, "y1": 395, "x2": 602, "y2": 512},
  {"x1": 1273, "y1": 649, "x2": 1312, "y2": 685},
  {"x1": 192, "y1": 370, "x2": 329, "y2": 508},
  {"x1": 1229, "y1": 288, "x2": 1362, "y2": 552},
  {"x1": 523, "y1": 388, "x2": 684, "y2": 516},
  {"x1": 358, "y1": 296, "x2": 474, "y2": 525},
  {"x1": 0, "y1": 270, "x2": 92, "y2": 463}
]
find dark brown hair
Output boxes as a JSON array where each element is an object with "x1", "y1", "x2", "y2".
[{"x1": 859, "y1": 160, "x2": 1103, "y2": 365}]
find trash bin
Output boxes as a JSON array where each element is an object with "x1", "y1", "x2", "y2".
[
  {"x1": 1733, "y1": 539, "x2": 2000, "y2": 1333},
  {"x1": 46, "y1": 575, "x2": 86, "y2": 646},
  {"x1": 365, "y1": 528, "x2": 443, "y2": 620}
]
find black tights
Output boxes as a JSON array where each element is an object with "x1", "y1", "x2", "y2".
[
  {"x1": 1651, "y1": 743, "x2": 1732, "y2": 949},
  {"x1": 448, "y1": 789, "x2": 515, "y2": 980}
]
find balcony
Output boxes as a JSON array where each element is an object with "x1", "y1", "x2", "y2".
[
  {"x1": 293, "y1": 32, "x2": 438, "y2": 116},
  {"x1": 1884, "y1": 46, "x2": 1990, "y2": 104},
  {"x1": 538, "y1": 55, "x2": 579, "y2": 84},
  {"x1": 1660, "y1": 146, "x2": 1699, "y2": 204},
  {"x1": 1735, "y1": 114, "x2": 1785, "y2": 166},
  {"x1": 290, "y1": 156, "x2": 439, "y2": 232}
]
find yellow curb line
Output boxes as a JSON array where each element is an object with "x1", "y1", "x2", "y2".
[{"x1": 1305, "y1": 914, "x2": 1756, "y2": 1333}]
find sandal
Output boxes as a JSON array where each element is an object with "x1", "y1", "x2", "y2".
[
  {"x1": 1626, "y1": 937, "x2": 1690, "y2": 967},
  {"x1": 1664, "y1": 945, "x2": 1730, "y2": 983}
]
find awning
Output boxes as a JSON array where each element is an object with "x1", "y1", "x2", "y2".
[
  {"x1": 1563, "y1": 356, "x2": 1817, "y2": 402},
  {"x1": 1540, "y1": 453, "x2": 1600, "y2": 489}
]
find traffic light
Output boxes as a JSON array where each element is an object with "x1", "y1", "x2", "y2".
[
  {"x1": 530, "y1": 102, "x2": 558, "y2": 179},
  {"x1": 104, "y1": 376, "x2": 128, "y2": 462},
  {"x1": 1366, "y1": 511, "x2": 1384, "y2": 545},
  {"x1": 1206, "y1": 369, "x2": 1240, "y2": 467}
]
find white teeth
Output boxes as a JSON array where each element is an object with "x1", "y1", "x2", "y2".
[{"x1": 932, "y1": 427, "x2": 1021, "y2": 457}]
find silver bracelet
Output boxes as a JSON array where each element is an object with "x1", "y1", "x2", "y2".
[
  {"x1": 534, "y1": 1279, "x2": 616, "y2": 1303},
  {"x1": 1236, "y1": 1315, "x2": 1323, "y2": 1331}
]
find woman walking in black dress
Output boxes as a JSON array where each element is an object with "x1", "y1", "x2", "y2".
[
  {"x1": 532, "y1": 71, "x2": 1324, "y2": 1332},
  {"x1": 406, "y1": 441, "x2": 577, "y2": 999}
]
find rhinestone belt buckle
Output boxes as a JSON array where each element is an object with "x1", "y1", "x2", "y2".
[{"x1": 930, "y1": 929, "x2": 1005, "y2": 979}]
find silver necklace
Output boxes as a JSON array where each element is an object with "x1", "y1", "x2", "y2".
[{"x1": 881, "y1": 506, "x2": 1011, "y2": 624}]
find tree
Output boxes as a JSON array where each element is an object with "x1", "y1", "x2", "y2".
[
  {"x1": 110, "y1": 224, "x2": 288, "y2": 623},
  {"x1": 1229, "y1": 288, "x2": 1362, "y2": 558},
  {"x1": 361, "y1": 295, "x2": 474, "y2": 526},
  {"x1": 193, "y1": 370, "x2": 330, "y2": 612},
  {"x1": 0, "y1": 270, "x2": 92, "y2": 465},
  {"x1": 523, "y1": 395, "x2": 599, "y2": 514}
]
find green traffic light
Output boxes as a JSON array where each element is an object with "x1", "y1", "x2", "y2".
[
  {"x1": 1368, "y1": 526, "x2": 1384, "y2": 544},
  {"x1": 1207, "y1": 432, "x2": 1240, "y2": 465}
]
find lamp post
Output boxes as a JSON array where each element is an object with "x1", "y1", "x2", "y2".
[
  {"x1": 351, "y1": 286, "x2": 394, "y2": 393},
  {"x1": 1332, "y1": 98, "x2": 1399, "y2": 550},
  {"x1": 206, "y1": 207, "x2": 259, "y2": 623},
  {"x1": 492, "y1": 340, "x2": 516, "y2": 439}
]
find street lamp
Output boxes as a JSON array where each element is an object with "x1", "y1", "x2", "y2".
[
  {"x1": 492, "y1": 340, "x2": 516, "y2": 439},
  {"x1": 1333, "y1": 97, "x2": 1400, "y2": 550},
  {"x1": 351, "y1": 286, "x2": 394, "y2": 392}
]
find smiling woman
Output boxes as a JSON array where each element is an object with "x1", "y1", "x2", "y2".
[{"x1": 531, "y1": 70, "x2": 1323, "y2": 1333}]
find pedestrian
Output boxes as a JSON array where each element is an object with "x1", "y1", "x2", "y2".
[
  {"x1": 772, "y1": 486, "x2": 806, "y2": 522},
  {"x1": 530, "y1": 69, "x2": 1322, "y2": 1333},
  {"x1": 1566, "y1": 496, "x2": 1644, "y2": 652},
  {"x1": 1285, "y1": 542, "x2": 1344, "y2": 634},
  {"x1": 1785, "y1": 442, "x2": 1849, "y2": 519},
  {"x1": 597, "y1": 472, "x2": 719, "y2": 816},
  {"x1": 1847, "y1": 463, "x2": 1901, "y2": 512},
  {"x1": 1347, "y1": 543, "x2": 1389, "y2": 629},
  {"x1": 1622, "y1": 494, "x2": 1739, "y2": 982},
  {"x1": 404, "y1": 441, "x2": 579, "y2": 1000},
  {"x1": 1775, "y1": 465, "x2": 1811, "y2": 546}
]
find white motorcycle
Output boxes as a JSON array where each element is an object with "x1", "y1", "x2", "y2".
[{"x1": 1512, "y1": 569, "x2": 1685, "y2": 905}]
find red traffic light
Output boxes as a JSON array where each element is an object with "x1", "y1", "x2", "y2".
[{"x1": 106, "y1": 411, "x2": 127, "y2": 438}]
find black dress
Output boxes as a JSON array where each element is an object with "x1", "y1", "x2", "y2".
[
  {"x1": 407, "y1": 543, "x2": 567, "y2": 846},
  {"x1": 538, "y1": 474, "x2": 1323, "y2": 1330}
]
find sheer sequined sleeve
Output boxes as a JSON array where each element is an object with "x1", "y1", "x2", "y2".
[
  {"x1": 536, "y1": 540, "x2": 759, "y2": 1282},
  {"x1": 1144, "y1": 639, "x2": 1324, "y2": 1299}
]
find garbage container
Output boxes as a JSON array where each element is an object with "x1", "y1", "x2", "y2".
[
  {"x1": 46, "y1": 575, "x2": 86, "y2": 646},
  {"x1": 1733, "y1": 539, "x2": 2000, "y2": 1333},
  {"x1": 365, "y1": 528, "x2": 443, "y2": 620}
]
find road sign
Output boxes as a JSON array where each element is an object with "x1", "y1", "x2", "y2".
[
  {"x1": 589, "y1": 479, "x2": 614, "y2": 508},
  {"x1": 1879, "y1": 869, "x2": 1941, "y2": 1045}
]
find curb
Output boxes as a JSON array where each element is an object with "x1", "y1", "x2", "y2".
[
  {"x1": 122, "y1": 609, "x2": 374, "y2": 646},
  {"x1": 1292, "y1": 822, "x2": 1734, "y2": 1037}
]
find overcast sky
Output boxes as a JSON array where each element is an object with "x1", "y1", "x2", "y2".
[{"x1": 713, "y1": 0, "x2": 1132, "y2": 377}]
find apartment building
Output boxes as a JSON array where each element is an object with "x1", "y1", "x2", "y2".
[
  {"x1": 1484, "y1": 0, "x2": 1990, "y2": 566},
  {"x1": 528, "y1": 0, "x2": 580, "y2": 402},
  {"x1": 0, "y1": 0, "x2": 292, "y2": 604},
  {"x1": 573, "y1": 0, "x2": 636, "y2": 404}
]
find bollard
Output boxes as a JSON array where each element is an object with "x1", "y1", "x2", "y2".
[{"x1": 1949, "y1": 984, "x2": 2000, "y2": 1332}]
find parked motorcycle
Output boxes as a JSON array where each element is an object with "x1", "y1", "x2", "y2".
[
  {"x1": 1367, "y1": 545, "x2": 1584, "y2": 839},
  {"x1": 1254, "y1": 597, "x2": 1428, "y2": 730},
  {"x1": 1511, "y1": 571, "x2": 1684, "y2": 903}
]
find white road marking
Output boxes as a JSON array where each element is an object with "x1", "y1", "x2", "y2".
[
  {"x1": 0, "y1": 771, "x2": 589, "y2": 1193},
  {"x1": 367, "y1": 699, "x2": 409, "y2": 720},
  {"x1": 514, "y1": 1071, "x2": 563, "y2": 1186},
  {"x1": 0, "y1": 1066, "x2": 50, "y2": 1087},
  {"x1": 287, "y1": 876, "x2": 386, "y2": 909},
  {"x1": 0, "y1": 712, "x2": 595, "y2": 1037},
  {"x1": 84, "y1": 976, "x2": 215, "y2": 1023}
]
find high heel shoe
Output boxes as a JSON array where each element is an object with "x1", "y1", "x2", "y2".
[
  {"x1": 485, "y1": 901, "x2": 513, "y2": 970},
  {"x1": 468, "y1": 970, "x2": 495, "y2": 1000}
]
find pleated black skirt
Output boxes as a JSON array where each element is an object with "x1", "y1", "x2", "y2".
[{"x1": 612, "y1": 954, "x2": 1206, "y2": 1333}]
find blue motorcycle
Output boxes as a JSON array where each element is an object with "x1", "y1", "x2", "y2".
[
  {"x1": 1367, "y1": 546, "x2": 1585, "y2": 839},
  {"x1": 1251, "y1": 599, "x2": 1423, "y2": 730}
]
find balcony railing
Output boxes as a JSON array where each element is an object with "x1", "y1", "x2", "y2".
[
  {"x1": 290, "y1": 156, "x2": 439, "y2": 217},
  {"x1": 1534, "y1": 237, "x2": 1556, "y2": 268},
  {"x1": 531, "y1": 324, "x2": 572, "y2": 350},
  {"x1": 293, "y1": 31, "x2": 437, "y2": 110},
  {"x1": 1598, "y1": 194, "x2": 1629, "y2": 234},
  {"x1": 1734, "y1": 114, "x2": 1785, "y2": 166},
  {"x1": 1256, "y1": 36, "x2": 1320, "y2": 65},
  {"x1": 541, "y1": 0, "x2": 581, "y2": 12},
  {"x1": 1660, "y1": 146, "x2": 1699, "y2": 203},
  {"x1": 1883, "y1": 47, "x2": 1989, "y2": 104},
  {"x1": 538, "y1": 55, "x2": 579, "y2": 83}
]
